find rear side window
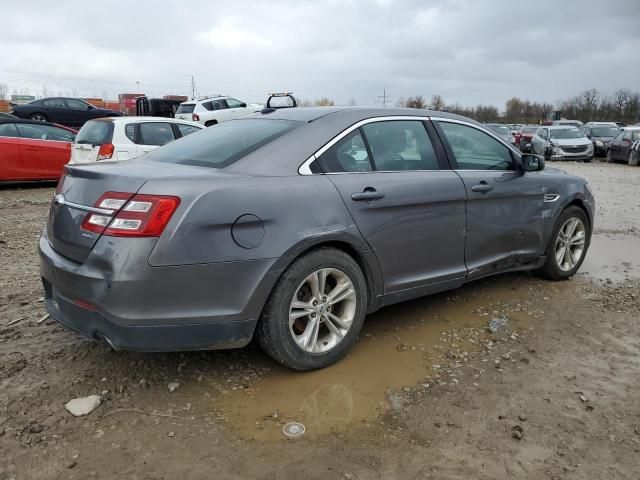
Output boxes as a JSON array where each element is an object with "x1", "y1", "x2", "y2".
[
  {"x1": 362, "y1": 121, "x2": 439, "y2": 171},
  {"x1": 317, "y1": 130, "x2": 373, "y2": 173},
  {"x1": 139, "y1": 123, "x2": 175, "y2": 146},
  {"x1": 0, "y1": 123, "x2": 19, "y2": 137},
  {"x1": 75, "y1": 121, "x2": 114, "y2": 145},
  {"x1": 145, "y1": 119, "x2": 299, "y2": 168},
  {"x1": 438, "y1": 122, "x2": 513, "y2": 171},
  {"x1": 176, "y1": 104, "x2": 195, "y2": 114},
  {"x1": 125, "y1": 124, "x2": 136, "y2": 142},
  {"x1": 176, "y1": 124, "x2": 202, "y2": 137},
  {"x1": 42, "y1": 98, "x2": 66, "y2": 107}
]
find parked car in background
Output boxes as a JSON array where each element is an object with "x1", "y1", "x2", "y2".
[
  {"x1": 0, "y1": 119, "x2": 76, "y2": 181},
  {"x1": 175, "y1": 96, "x2": 262, "y2": 126},
  {"x1": 0, "y1": 112, "x2": 17, "y2": 119},
  {"x1": 579, "y1": 122, "x2": 620, "y2": 157},
  {"x1": 39, "y1": 107, "x2": 594, "y2": 371},
  {"x1": 485, "y1": 123, "x2": 515, "y2": 144},
  {"x1": 606, "y1": 126, "x2": 640, "y2": 165},
  {"x1": 11, "y1": 97, "x2": 123, "y2": 128},
  {"x1": 69, "y1": 117, "x2": 204, "y2": 164},
  {"x1": 135, "y1": 97, "x2": 183, "y2": 118},
  {"x1": 532, "y1": 125, "x2": 594, "y2": 162},
  {"x1": 515, "y1": 125, "x2": 539, "y2": 153}
]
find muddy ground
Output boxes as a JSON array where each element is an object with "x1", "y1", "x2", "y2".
[{"x1": 1, "y1": 162, "x2": 639, "y2": 479}]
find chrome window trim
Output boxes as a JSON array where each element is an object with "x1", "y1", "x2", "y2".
[
  {"x1": 298, "y1": 115, "x2": 523, "y2": 175},
  {"x1": 298, "y1": 115, "x2": 430, "y2": 175}
]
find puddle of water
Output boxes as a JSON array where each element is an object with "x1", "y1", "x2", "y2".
[
  {"x1": 580, "y1": 233, "x2": 640, "y2": 283},
  {"x1": 213, "y1": 283, "x2": 534, "y2": 440}
]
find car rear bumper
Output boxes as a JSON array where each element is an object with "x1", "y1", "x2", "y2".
[{"x1": 39, "y1": 233, "x2": 281, "y2": 351}]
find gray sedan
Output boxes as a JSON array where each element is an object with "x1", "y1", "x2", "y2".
[{"x1": 40, "y1": 107, "x2": 595, "y2": 370}]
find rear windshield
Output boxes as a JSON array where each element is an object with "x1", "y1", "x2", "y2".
[
  {"x1": 591, "y1": 126, "x2": 619, "y2": 137},
  {"x1": 144, "y1": 119, "x2": 299, "y2": 168},
  {"x1": 176, "y1": 103, "x2": 195, "y2": 114},
  {"x1": 75, "y1": 120, "x2": 113, "y2": 145}
]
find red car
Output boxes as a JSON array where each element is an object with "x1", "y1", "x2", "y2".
[
  {"x1": 515, "y1": 125, "x2": 540, "y2": 153},
  {"x1": 0, "y1": 119, "x2": 76, "y2": 181}
]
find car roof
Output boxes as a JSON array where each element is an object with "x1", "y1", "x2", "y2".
[
  {"x1": 0, "y1": 118, "x2": 73, "y2": 129},
  {"x1": 244, "y1": 106, "x2": 477, "y2": 125},
  {"x1": 546, "y1": 124, "x2": 580, "y2": 129},
  {"x1": 586, "y1": 122, "x2": 617, "y2": 125},
  {"x1": 85, "y1": 116, "x2": 203, "y2": 126}
]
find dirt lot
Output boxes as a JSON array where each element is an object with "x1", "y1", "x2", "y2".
[{"x1": 1, "y1": 162, "x2": 639, "y2": 480}]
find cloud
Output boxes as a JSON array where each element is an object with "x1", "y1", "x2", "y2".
[
  {"x1": 196, "y1": 18, "x2": 274, "y2": 49},
  {"x1": 0, "y1": 0, "x2": 638, "y2": 107}
]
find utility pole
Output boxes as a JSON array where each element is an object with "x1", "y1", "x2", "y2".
[
  {"x1": 190, "y1": 76, "x2": 196, "y2": 100},
  {"x1": 376, "y1": 88, "x2": 390, "y2": 107}
]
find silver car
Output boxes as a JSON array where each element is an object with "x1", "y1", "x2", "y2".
[{"x1": 531, "y1": 125, "x2": 594, "y2": 162}]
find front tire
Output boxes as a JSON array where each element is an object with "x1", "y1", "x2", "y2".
[
  {"x1": 629, "y1": 151, "x2": 639, "y2": 166},
  {"x1": 257, "y1": 248, "x2": 368, "y2": 371},
  {"x1": 539, "y1": 206, "x2": 590, "y2": 280}
]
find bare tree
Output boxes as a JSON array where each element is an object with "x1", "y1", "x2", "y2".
[
  {"x1": 313, "y1": 97, "x2": 334, "y2": 106},
  {"x1": 404, "y1": 95, "x2": 427, "y2": 109},
  {"x1": 348, "y1": 98, "x2": 357, "y2": 106},
  {"x1": 0, "y1": 83, "x2": 8, "y2": 100},
  {"x1": 395, "y1": 97, "x2": 406, "y2": 108},
  {"x1": 430, "y1": 94, "x2": 445, "y2": 111}
]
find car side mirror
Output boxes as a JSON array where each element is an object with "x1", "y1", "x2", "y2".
[{"x1": 521, "y1": 153, "x2": 545, "y2": 172}]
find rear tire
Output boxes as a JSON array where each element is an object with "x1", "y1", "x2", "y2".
[
  {"x1": 538, "y1": 206, "x2": 590, "y2": 280},
  {"x1": 257, "y1": 248, "x2": 368, "y2": 371},
  {"x1": 629, "y1": 151, "x2": 639, "y2": 166},
  {"x1": 29, "y1": 113, "x2": 48, "y2": 122}
]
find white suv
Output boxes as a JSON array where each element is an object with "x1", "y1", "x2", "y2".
[
  {"x1": 69, "y1": 117, "x2": 204, "y2": 164},
  {"x1": 175, "y1": 96, "x2": 263, "y2": 126}
]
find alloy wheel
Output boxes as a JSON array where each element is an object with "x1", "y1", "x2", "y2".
[
  {"x1": 31, "y1": 114, "x2": 47, "y2": 122},
  {"x1": 554, "y1": 217, "x2": 586, "y2": 272},
  {"x1": 289, "y1": 268, "x2": 357, "y2": 353}
]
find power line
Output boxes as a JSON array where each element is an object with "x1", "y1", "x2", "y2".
[{"x1": 375, "y1": 88, "x2": 391, "y2": 107}]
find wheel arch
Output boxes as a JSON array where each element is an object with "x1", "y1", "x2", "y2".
[{"x1": 254, "y1": 235, "x2": 384, "y2": 333}]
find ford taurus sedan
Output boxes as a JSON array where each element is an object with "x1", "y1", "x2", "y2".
[{"x1": 40, "y1": 107, "x2": 594, "y2": 370}]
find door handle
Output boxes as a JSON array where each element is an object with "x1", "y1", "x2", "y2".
[
  {"x1": 351, "y1": 188, "x2": 385, "y2": 202},
  {"x1": 471, "y1": 182, "x2": 494, "y2": 193}
]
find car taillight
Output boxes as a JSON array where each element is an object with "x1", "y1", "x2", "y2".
[
  {"x1": 81, "y1": 192, "x2": 180, "y2": 237},
  {"x1": 192, "y1": 113, "x2": 200, "y2": 121},
  {"x1": 97, "y1": 143, "x2": 114, "y2": 160}
]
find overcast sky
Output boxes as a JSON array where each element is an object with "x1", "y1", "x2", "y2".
[{"x1": 2, "y1": 0, "x2": 639, "y2": 108}]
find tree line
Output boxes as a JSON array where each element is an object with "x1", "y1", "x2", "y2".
[{"x1": 395, "y1": 88, "x2": 640, "y2": 124}]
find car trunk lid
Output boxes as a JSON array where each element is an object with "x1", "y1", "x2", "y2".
[{"x1": 46, "y1": 160, "x2": 195, "y2": 263}]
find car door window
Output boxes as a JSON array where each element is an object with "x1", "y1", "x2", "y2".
[
  {"x1": 623, "y1": 130, "x2": 632, "y2": 141},
  {"x1": 42, "y1": 99, "x2": 66, "y2": 108},
  {"x1": 439, "y1": 122, "x2": 513, "y2": 171},
  {"x1": 0, "y1": 123, "x2": 19, "y2": 138},
  {"x1": 225, "y1": 98, "x2": 243, "y2": 108},
  {"x1": 539, "y1": 129, "x2": 548, "y2": 140},
  {"x1": 65, "y1": 99, "x2": 90, "y2": 110},
  {"x1": 125, "y1": 123, "x2": 136, "y2": 142},
  {"x1": 362, "y1": 121, "x2": 439, "y2": 171},
  {"x1": 612, "y1": 130, "x2": 624, "y2": 142},
  {"x1": 176, "y1": 124, "x2": 202, "y2": 137},
  {"x1": 15, "y1": 123, "x2": 49, "y2": 140},
  {"x1": 317, "y1": 130, "x2": 372, "y2": 172},
  {"x1": 139, "y1": 122, "x2": 176, "y2": 146},
  {"x1": 39, "y1": 125, "x2": 75, "y2": 141}
]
